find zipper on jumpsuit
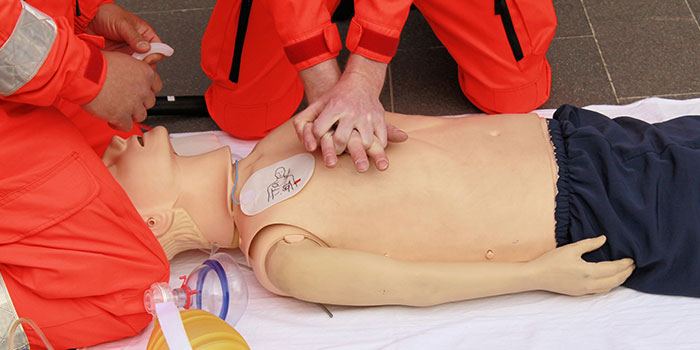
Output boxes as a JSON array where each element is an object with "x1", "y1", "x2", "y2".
[
  {"x1": 229, "y1": 0, "x2": 253, "y2": 83},
  {"x1": 495, "y1": 0, "x2": 524, "y2": 61}
]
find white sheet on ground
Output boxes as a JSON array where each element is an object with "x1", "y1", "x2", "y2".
[{"x1": 86, "y1": 97, "x2": 700, "y2": 350}]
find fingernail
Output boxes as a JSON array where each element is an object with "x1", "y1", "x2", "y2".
[
  {"x1": 137, "y1": 41, "x2": 149, "y2": 50},
  {"x1": 325, "y1": 156, "x2": 336, "y2": 167},
  {"x1": 377, "y1": 160, "x2": 388, "y2": 170},
  {"x1": 356, "y1": 160, "x2": 368, "y2": 172}
]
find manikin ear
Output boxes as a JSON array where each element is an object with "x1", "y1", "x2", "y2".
[{"x1": 142, "y1": 210, "x2": 175, "y2": 237}]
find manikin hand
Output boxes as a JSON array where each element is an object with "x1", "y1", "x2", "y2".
[
  {"x1": 84, "y1": 51, "x2": 162, "y2": 131},
  {"x1": 294, "y1": 55, "x2": 407, "y2": 172},
  {"x1": 530, "y1": 235, "x2": 635, "y2": 296},
  {"x1": 87, "y1": 3, "x2": 165, "y2": 64}
]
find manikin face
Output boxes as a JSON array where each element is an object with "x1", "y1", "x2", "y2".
[
  {"x1": 102, "y1": 127, "x2": 237, "y2": 250},
  {"x1": 102, "y1": 127, "x2": 180, "y2": 212}
]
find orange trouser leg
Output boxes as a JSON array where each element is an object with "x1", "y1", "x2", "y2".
[
  {"x1": 201, "y1": 0, "x2": 304, "y2": 139},
  {"x1": 413, "y1": 0, "x2": 557, "y2": 113},
  {"x1": 0, "y1": 106, "x2": 168, "y2": 349}
]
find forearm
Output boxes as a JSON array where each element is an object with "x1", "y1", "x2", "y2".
[
  {"x1": 298, "y1": 58, "x2": 341, "y2": 103},
  {"x1": 267, "y1": 239, "x2": 538, "y2": 307},
  {"x1": 343, "y1": 54, "x2": 387, "y2": 98},
  {"x1": 298, "y1": 54, "x2": 387, "y2": 104},
  {"x1": 0, "y1": 1, "x2": 105, "y2": 106}
]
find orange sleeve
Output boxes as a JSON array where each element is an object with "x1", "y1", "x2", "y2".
[
  {"x1": 346, "y1": 0, "x2": 413, "y2": 63},
  {"x1": 264, "y1": 0, "x2": 342, "y2": 70},
  {"x1": 0, "y1": 0, "x2": 107, "y2": 107},
  {"x1": 75, "y1": 0, "x2": 113, "y2": 33}
]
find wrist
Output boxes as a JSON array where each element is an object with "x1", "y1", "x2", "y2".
[
  {"x1": 342, "y1": 54, "x2": 387, "y2": 97},
  {"x1": 299, "y1": 59, "x2": 341, "y2": 103},
  {"x1": 522, "y1": 260, "x2": 544, "y2": 291}
]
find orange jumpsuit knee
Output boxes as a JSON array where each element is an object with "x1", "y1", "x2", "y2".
[
  {"x1": 259, "y1": 0, "x2": 556, "y2": 115},
  {"x1": 201, "y1": 0, "x2": 343, "y2": 139},
  {"x1": 1, "y1": 1, "x2": 166, "y2": 348}
]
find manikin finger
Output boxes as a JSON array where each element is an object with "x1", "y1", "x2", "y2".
[
  {"x1": 588, "y1": 258, "x2": 635, "y2": 278},
  {"x1": 347, "y1": 130, "x2": 369, "y2": 172},
  {"x1": 574, "y1": 235, "x2": 607, "y2": 255},
  {"x1": 303, "y1": 123, "x2": 318, "y2": 151},
  {"x1": 366, "y1": 137, "x2": 389, "y2": 171},
  {"x1": 320, "y1": 132, "x2": 338, "y2": 167},
  {"x1": 590, "y1": 264, "x2": 635, "y2": 293}
]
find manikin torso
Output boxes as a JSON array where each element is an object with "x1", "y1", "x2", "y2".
[{"x1": 234, "y1": 113, "x2": 559, "y2": 285}]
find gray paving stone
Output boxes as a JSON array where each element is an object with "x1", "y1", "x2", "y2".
[
  {"x1": 544, "y1": 36, "x2": 617, "y2": 108},
  {"x1": 584, "y1": 0, "x2": 700, "y2": 98},
  {"x1": 391, "y1": 48, "x2": 479, "y2": 115},
  {"x1": 554, "y1": 0, "x2": 592, "y2": 37},
  {"x1": 137, "y1": 8, "x2": 214, "y2": 97},
  {"x1": 115, "y1": 0, "x2": 215, "y2": 13}
]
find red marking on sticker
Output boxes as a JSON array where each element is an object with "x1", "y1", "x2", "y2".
[{"x1": 294, "y1": 179, "x2": 302, "y2": 185}]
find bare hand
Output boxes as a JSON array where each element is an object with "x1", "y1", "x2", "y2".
[
  {"x1": 318, "y1": 124, "x2": 408, "y2": 172},
  {"x1": 87, "y1": 3, "x2": 165, "y2": 65},
  {"x1": 293, "y1": 55, "x2": 406, "y2": 172},
  {"x1": 530, "y1": 235, "x2": 635, "y2": 296},
  {"x1": 83, "y1": 51, "x2": 162, "y2": 131}
]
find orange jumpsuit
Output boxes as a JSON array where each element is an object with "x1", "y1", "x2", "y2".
[
  {"x1": 0, "y1": 0, "x2": 168, "y2": 348},
  {"x1": 201, "y1": 0, "x2": 556, "y2": 138}
]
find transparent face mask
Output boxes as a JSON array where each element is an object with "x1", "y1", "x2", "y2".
[{"x1": 144, "y1": 252, "x2": 249, "y2": 326}]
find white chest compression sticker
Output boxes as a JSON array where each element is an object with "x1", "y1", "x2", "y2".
[{"x1": 239, "y1": 153, "x2": 315, "y2": 216}]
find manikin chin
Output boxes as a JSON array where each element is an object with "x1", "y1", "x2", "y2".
[{"x1": 102, "y1": 126, "x2": 238, "y2": 259}]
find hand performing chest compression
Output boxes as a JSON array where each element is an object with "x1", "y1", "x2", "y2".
[{"x1": 293, "y1": 55, "x2": 408, "y2": 172}]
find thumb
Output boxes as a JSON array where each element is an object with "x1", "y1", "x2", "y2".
[
  {"x1": 574, "y1": 235, "x2": 607, "y2": 254},
  {"x1": 386, "y1": 123, "x2": 408, "y2": 143},
  {"x1": 293, "y1": 102, "x2": 323, "y2": 139},
  {"x1": 118, "y1": 20, "x2": 149, "y2": 52}
]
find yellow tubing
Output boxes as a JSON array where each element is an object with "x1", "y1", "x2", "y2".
[{"x1": 147, "y1": 309, "x2": 250, "y2": 350}]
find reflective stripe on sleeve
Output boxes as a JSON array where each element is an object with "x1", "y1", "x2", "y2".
[{"x1": 0, "y1": 1, "x2": 57, "y2": 96}]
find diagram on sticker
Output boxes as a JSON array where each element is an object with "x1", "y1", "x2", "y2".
[{"x1": 267, "y1": 167, "x2": 301, "y2": 201}]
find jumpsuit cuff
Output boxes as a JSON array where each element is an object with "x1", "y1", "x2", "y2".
[
  {"x1": 283, "y1": 22, "x2": 342, "y2": 71},
  {"x1": 74, "y1": 0, "x2": 113, "y2": 34},
  {"x1": 59, "y1": 34, "x2": 107, "y2": 106},
  {"x1": 345, "y1": 17, "x2": 401, "y2": 64}
]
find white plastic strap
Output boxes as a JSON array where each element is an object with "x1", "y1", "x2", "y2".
[
  {"x1": 0, "y1": 1, "x2": 57, "y2": 96},
  {"x1": 0, "y1": 272, "x2": 29, "y2": 350},
  {"x1": 155, "y1": 302, "x2": 192, "y2": 350},
  {"x1": 131, "y1": 42, "x2": 174, "y2": 61}
]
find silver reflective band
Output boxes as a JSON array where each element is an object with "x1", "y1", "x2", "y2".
[
  {"x1": 0, "y1": 271, "x2": 29, "y2": 350},
  {"x1": 0, "y1": 1, "x2": 57, "y2": 96}
]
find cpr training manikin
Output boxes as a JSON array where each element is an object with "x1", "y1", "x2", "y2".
[
  {"x1": 106, "y1": 103, "x2": 700, "y2": 324},
  {"x1": 10, "y1": 101, "x2": 700, "y2": 346}
]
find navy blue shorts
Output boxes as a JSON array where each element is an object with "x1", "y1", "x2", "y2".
[{"x1": 549, "y1": 105, "x2": 700, "y2": 297}]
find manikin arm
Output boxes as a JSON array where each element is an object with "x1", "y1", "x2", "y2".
[{"x1": 261, "y1": 227, "x2": 636, "y2": 307}]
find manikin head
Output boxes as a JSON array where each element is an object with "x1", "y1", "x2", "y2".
[{"x1": 102, "y1": 127, "x2": 238, "y2": 259}]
